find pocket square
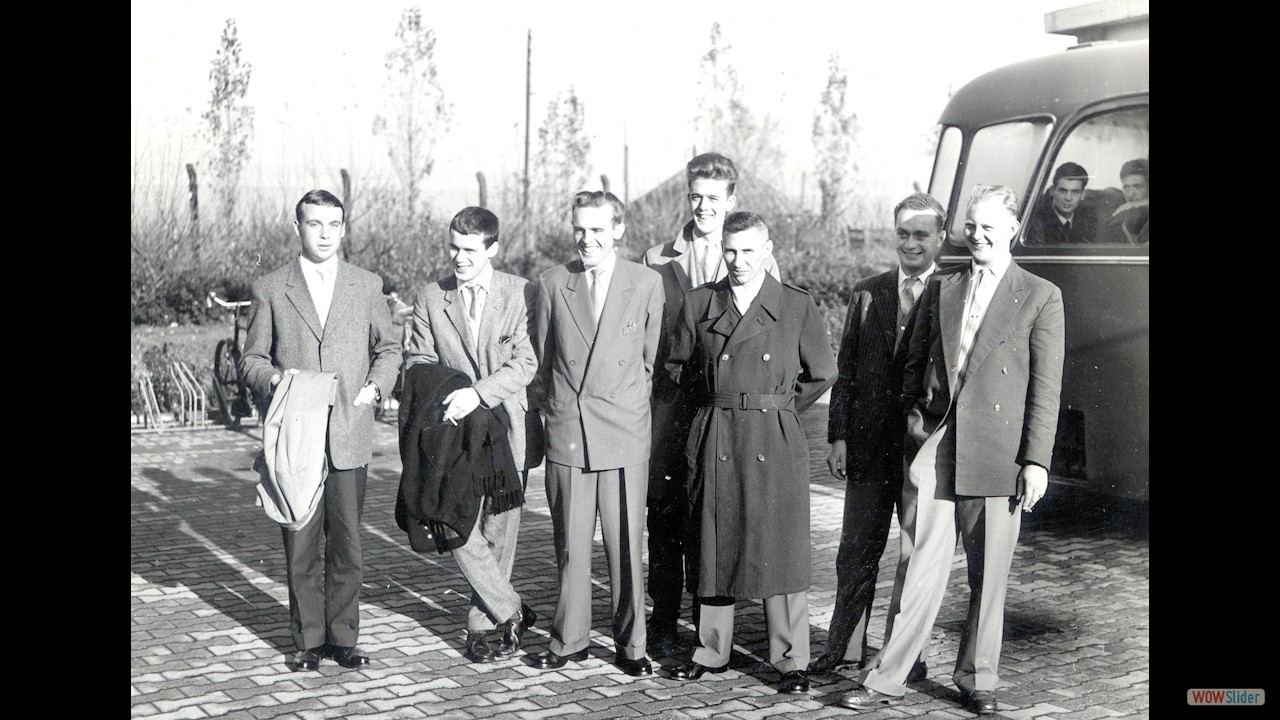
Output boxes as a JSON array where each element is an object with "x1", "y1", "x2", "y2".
[{"x1": 499, "y1": 335, "x2": 512, "y2": 344}]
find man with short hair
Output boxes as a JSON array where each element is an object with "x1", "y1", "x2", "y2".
[
  {"x1": 529, "y1": 191, "x2": 664, "y2": 677},
  {"x1": 665, "y1": 211, "x2": 836, "y2": 695},
  {"x1": 404, "y1": 206, "x2": 543, "y2": 664},
  {"x1": 1026, "y1": 161, "x2": 1098, "y2": 244},
  {"x1": 1101, "y1": 158, "x2": 1149, "y2": 244},
  {"x1": 240, "y1": 189, "x2": 402, "y2": 671},
  {"x1": 812, "y1": 192, "x2": 946, "y2": 679},
  {"x1": 839, "y1": 185, "x2": 1064, "y2": 715},
  {"x1": 639, "y1": 152, "x2": 780, "y2": 657}
]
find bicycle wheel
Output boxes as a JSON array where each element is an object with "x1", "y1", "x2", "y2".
[{"x1": 212, "y1": 339, "x2": 237, "y2": 425}]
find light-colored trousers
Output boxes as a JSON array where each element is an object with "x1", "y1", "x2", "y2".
[
  {"x1": 692, "y1": 592, "x2": 810, "y2": 673},
  {"x1": 861, "y1": 423, "x2": 1022, "y2": 696},
  {"x1": 545, "y1": 461, "x2": 649, "y2": 660},
  {"x1": 452, "y1": 495, "x2": 522, "y2": 634}
]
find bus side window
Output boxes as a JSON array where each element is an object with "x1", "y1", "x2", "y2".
[{"x1": 1022, "y1": 106, "x2": 1149, "y2": 247}]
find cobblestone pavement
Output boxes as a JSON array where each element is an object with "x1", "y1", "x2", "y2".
[{"x1": 132, "y1": 407, "x2": 1149, "y2": 719}]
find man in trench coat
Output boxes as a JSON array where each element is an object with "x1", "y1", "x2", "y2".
[{"x1": 664, "y1": 211, "x2": 836, "y2": 694}]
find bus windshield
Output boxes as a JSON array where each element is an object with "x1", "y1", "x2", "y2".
[{"x1": 935, "y1": 119, "x2": 1053, "y2": 244}]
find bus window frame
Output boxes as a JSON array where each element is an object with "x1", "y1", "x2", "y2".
[{"x1": 1014, "y1": 94, "x2": 1150, "y2": 259}]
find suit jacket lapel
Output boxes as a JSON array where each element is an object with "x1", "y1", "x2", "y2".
[
  {"x1": 474, "y1": 273, "x2": 513, "y2": 372},
  {"x1": 323, "y1": 261, "x2": 358, "y2": 340},
  {"x1": 284, "y1": 259, "x2": 324, "y2": 342},
  {"x1": 723, "y1": 274, "x2": 781, "y2": 351},
  {"x1": 442, "y1": 277, "x2": 481, "y2": 372},
  {"x1": 561, "y1": 262, "x2": 596, "y2": 345},
  {"x1": 583, "y1": 263, "x2": 636, "y2": 385},
  {"x1": 940, "y1": 267, "x2": 969, "y2": 384},
  {"x1": 872, "y1": 272, "x2": 899, "y2": 353},
  {"x1": 964, "y1": 263, "x2": 1029, "y2": 378}
]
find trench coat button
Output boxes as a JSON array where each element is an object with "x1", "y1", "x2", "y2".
[
  {"x1": 762, "y1": 353, "x2": 770, "y2": 361},
  {"x1": 993, "y1": 404, "x2": 1000, "y2": 411},
  {"x1": 618, "y1": 360, "x2": 625, "y2": 366},
  {"x1": 756, "y1": 453, "x2": 766, "y2": 462},
  {"x1": 718, "y1": 454, "x2": 728, "y2": 461},
  {"x1": 1002, "y1": 367, "x2": 1008, "y2": 374},
  {"x1": 721, "y1": 353, "x2": 730, "y2": 361}
]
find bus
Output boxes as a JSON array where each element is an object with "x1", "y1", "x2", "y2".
[{"x1": 927, "y1": 39, "x2": 1149, "y2": 500}]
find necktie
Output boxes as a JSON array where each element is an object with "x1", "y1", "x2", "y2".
[
  {"x1": 700, "y1": 242, "x2": 718, "y2": 285},
  {"x1": 956, "y1": 269, "x2": 988, "y2": 385},
  {"x1": 896, "y1": 278, "x2": 917, "y2": 348},
  {"x1": 590, "y1": 267, "x2": 605, "y2": 324},
  {"x1": 466, "y1": 284, "x2": 481, "y2": 324}
]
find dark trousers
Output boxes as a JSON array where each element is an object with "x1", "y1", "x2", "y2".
[
  {"x1": 822, "y1": 445, "x2": 900, "y2": 665},
  {"x1": 281, "y1": 464, "x2": 367, "y2": 651},
  {"x1": 646, "y1": 492, "x2": 699, "y2": 634}
]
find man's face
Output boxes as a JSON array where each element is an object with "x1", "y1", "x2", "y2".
[
  {"x1": 295, "y1": 202, "x2": 345, "y2": 263},
  {"x1": 1121, "y1": 173, "x2": 1149, "y2": 203},
  {"x1": 688, "y1": 177, "x2": 737, "y2": 238},
  {"x1": 449, "y1": 230, "x2": 498, "y2": 284},
  {"x1": 1050, "y1": 178, "x2": 1086, "y2": 217},
  {"x1": 722, "y1": 226, "x2": 773, "y2": 286},
  {"x1": 963, "y1": 197, "x2": 1017, "y2": 268},
  {"x1": 895, "y1": 209, "x2": 945, "y2": 277},
  {"x1": 572, "y1": 204, "x2": 623, "y2": 269}
]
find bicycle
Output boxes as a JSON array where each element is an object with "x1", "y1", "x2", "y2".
[{"x1": 206, "y1": 291, "x2": 256, "y2": 427}]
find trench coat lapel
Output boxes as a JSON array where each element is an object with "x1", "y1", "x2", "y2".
[
  {"x1": 722, "y1": 274, "x2": 781, "y2": 352},
  {"x1": 284, "y1": 259, "x2": 324, "y2": 342}
]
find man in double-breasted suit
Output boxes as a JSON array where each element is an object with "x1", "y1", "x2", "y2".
[
  {"x1": 529, "y1": 191, "x2": 664, "y2": 677},
  {"x1": 240, "y1": 189, "x2": 402, "y2": 672},
  {"x1": 814, "y1": 193, "x2": 946, "y2": 677},
  {"x1": 639, "y1": 153, "x2": 780, "y2": 656},
  {"x1": 841, "y1": 185, "x2": 1064, "y2": 715},
  {"x1": 665, "y1": 212, "x2": 836, "y2": 695},
  {"x1": 405, "y1": 206, "x2": 544, "y2": 664}
]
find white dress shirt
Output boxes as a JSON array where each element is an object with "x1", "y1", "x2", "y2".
[
  {"x1": 458, "y1": 264, "x2": 493, "y2": 348},
  {"x1": 587, "y1": 252, "x2": 617, "y2": 324},
  {"x1": 730, "y1": 267, "x2": 768, "y2": 314},
  {"x1": 300, "y1": 255, "x2": 339, "y2": 328},
  {"x1": 896, "y1": 263, "x2": 938, "y2": 347},
  {"x1": 954, "y1": 255, "x2": 1012, "y2": 388}
]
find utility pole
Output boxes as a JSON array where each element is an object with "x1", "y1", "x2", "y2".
[
  {"x1": 623, "y1": 122, "x2": 630, "y2": 204},
  {"x1": 522, "y1": 29, "x2": 532, "y2": 213}
]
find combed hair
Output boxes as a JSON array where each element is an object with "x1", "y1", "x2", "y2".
[
  {"x1": 295, "y1": 189, "x2": 344, "y2": 222},
  {"x1": 722, "y1": 211, "x2": 769, "y2": 240},
  {"x1": 968, "y1": 184, "x2": 1020, "y2": 217},
  {"x1": 1051, "y1": 161, "x2": 1090, "y2": 188},
  {"x1": 893, "y1": 192, "x2": 947, "y2": 231},
  {"x1": 450, "y1": 206, "x2": 500, "y2": 247},
  {"x1": 1120, "y1": 158, "x2": 1148, "y2": 181},
  {"x1": 686, "y1": 152, "x2": 738, "y2": 195},
  {"x1": 571, "y1": 190, "x2": 625, "y2": 226}
]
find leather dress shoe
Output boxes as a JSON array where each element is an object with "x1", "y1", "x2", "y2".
[
  {"x1": 497, "y1": 604, "x2": 537, "y2": 657},
  {"x1": 465, "y1": 631, "x2": 499, "y2": 663},
  {"x1": 291, "y1": 647, "x2": 323, "y2": 672},
  {"x1": 965, "y1": 690, "x2": 999, "y2": 715},
  {"x1": 907, "y1": 660, "x2": 928, "y2": 683},
  {"x1": 328, "y1": 645, "x2": 370, "y2": 669},
  {"x1": 528, "y1": 648, "x2": 589, "y2": 669},
  {"x1": 670, "y1": 661, "x2": 727, "y2": 680},
  {"x1": 836, "y1": 687, "x2": 899, "y2": 710},
  {"x1": 778, "y1": 670, "x2": 809, "y2": 694},
  {"x1": 615, "y1": 655, "x2": 653, "y2": 677}
]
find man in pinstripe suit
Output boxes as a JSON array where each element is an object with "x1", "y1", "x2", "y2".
[{"x1": 813, "y1": 193, "x2": 946, "y2": 677}]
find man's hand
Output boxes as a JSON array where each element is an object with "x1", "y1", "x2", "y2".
[
  {"x1": 353, "y1": 382, "x2": 379, "y2": 407},
  {"x1": 827, "y1": 440, "x2": 848, "y2": 479},
  {"x1": 441, "y1": 387, "x2": 481, "y2": 425},
  {"x1": 1016, "y1": 463, "x2": 1049, "y2": 512},
  {"x1": 269, "y1": 368, "x2": 300, "y2": 391}
]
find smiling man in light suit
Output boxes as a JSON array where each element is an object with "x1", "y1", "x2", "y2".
[
  {"x1": 529, "y1": 190, "x2": 664, "y2": 677},
  {"x1": 405, "y1": 206, "x2": 544, "y2": 664},
  {"x1": 240, "y1": 189, "x2": 402, "y2": 672}
]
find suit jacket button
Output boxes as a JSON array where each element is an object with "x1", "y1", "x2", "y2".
[
  {"x1": 1001, "y1": 367, "x2": 1008, "y2": 374},
  {"x1": 762, "y1": 353, "x2": 770, "y2": 361},
  {"x1": 756, "y1": 454, "x2": 766, "y2": 461},
  {"x1": 993, "y1": 404, "x2": 1000, "y2": 411},
  {"x1": 569, "y1": 359, "x2": 577, "y2": 366},
  {"x1": 718, "y1": 454, "x2": 728, "y2": 461},
  {"x1": 609, "y1": 392, "x2": 616, "y2": 398},
  {"x1": 618, "y1": 360, "x2": 625, "y2": 366},
  {"x1": 721, "y1": 354, "x2": 730, "y2": 361}
]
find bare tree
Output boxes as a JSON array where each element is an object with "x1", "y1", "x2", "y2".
[
  {"x1": 201, "y1": 18, "x2": 254, "y2": 230},
  {"x1": 811, "y1": 53, "x2": 860, "y2": 223},
  {"x1": 532, "y1": 88, "x2": 591, "y2": 230},
  {"x1": 373, "y1": 7, "x2": 451, "y2": 225},
  {"x1": 695, "y1": 23, "x2": 785, "y2": 185}
]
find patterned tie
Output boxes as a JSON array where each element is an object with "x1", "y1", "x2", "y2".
[
  {"x1": 465, "y1": 283, "x2": 483, "y2": 346},
  {"x1": 590, "y1": 267, "x2": 605, "y2": 324}
]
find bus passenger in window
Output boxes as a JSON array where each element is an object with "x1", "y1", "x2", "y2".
[
  {"x1": 1026, "y1": 162, "x2": 1098, "y2": 245},
  {"x1": 1099, "y1": 159, "x2": 1149, "y2": 244}
]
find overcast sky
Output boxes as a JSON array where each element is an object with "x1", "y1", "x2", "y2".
[{"x1": 131, "y1": 0, "x2": 1075, "y2": 215}]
